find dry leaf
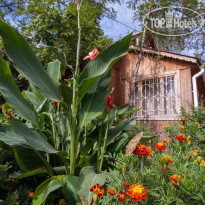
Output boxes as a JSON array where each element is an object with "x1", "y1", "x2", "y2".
[{"x1": 125, "y1": 132, "x2": 143, "y2": 156}]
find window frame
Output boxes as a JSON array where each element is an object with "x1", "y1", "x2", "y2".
[{"x1": 134, "y1": 70, "x2": 181, "y2": 121}]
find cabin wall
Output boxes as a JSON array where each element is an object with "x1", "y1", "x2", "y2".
[{"x1": 110, "y1": 52, "x2": 205, "y2": 136}]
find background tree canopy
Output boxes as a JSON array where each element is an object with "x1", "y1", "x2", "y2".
[
  {"x1": 0, "y1": 0, "x2": 120, "y2": 104},
  {"x1": 126, "y1": 0, "x2": 205, "y2": 63}
]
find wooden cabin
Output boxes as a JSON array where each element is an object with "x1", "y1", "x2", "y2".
[{"x1": 110, "y1": 34, "x2": 205, "y2": 135}]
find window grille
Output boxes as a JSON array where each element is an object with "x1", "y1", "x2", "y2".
[{"x1": 134, "y1": 74, "x2": 180, "y2": 120}]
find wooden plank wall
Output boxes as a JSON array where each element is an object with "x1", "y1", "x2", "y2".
[{"x1": 179, "y1": 68, "x2": 193, "y2": 112}]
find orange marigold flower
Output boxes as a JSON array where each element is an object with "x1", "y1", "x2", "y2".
[
  {"x1": 128, "y1": 184, "x2": 147, "y2": 202},
  {"x1": 170, "y1": 174, "x2": 182, "y2": 185},
  {"x1": 175, "y1": 134, "x2": 187, "y2": 142},
  {"x1": 28, "y1": 192, "x2": 34, "y2": 197},
  {"x1": 163, "y1": 139, "x2": 169, "y2": 143},
  {"x1": 190, "y1": 149, "x2": 199, "y2": 158},
  {"x1": 122, "y1": 182, "x2": 129, "y2": 189},
  {"x1": 164, "y1": 125, "x2": 169, "y2": 129},
  {"x1": 133, "y1": 144, "x2": 153, "y2": 157},
  {"x1": 194, "y1": 122, "x2": 199, "y2": 126},
  {"x1": 83, "y1": 48, "x2": 99, "y2": 60},
  {"x1": 122, "y1": 166, "x2": 126, "y2": 171},
  {"x1": 146, "y1": 146, "x2": 154, "y2": 157},
  {"x1": 200, "y1": 161, "x2": 205, "y2": 166},
  {"x1": 161, "y1": 155, "x2": 173, "y2": 165},
  {"x1": 90, "y1": 183, "x2": 104, "y2": 198},
  {"x1": 181, "y1": 118, "x2": 187, "y2": 123},
  {"x1": 117, "y1": 191, "x2": 128, "y2": 202},
  {"x1": 59, "y1": 199, "x2": 66, "y2": 205},
  {"x1": 133, "y1": 144, "x2": 147, "y2": 156},
  {"x1": 179, "y1": 126, "x2": 184, "y2": 130},
  {"x1": 155, "y1": 142, "x2": 166, "y2": 151},
  {"x1": 106, "y1": 188, "x2": 116, "y2": 197}
]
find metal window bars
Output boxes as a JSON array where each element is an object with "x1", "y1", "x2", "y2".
[{"x1": 134, "y1": 76, "x2": 177, "y2": 117}]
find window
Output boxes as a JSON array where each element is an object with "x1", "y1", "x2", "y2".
[{"x1": 134, "y1": 72, "x2": 180, "y2": 120}]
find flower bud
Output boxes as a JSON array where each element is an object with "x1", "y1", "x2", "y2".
[
  {"x1": 195, "y1": 156, "x2": 202, "y2": 164},
  {"x1": 92, "y1": 194, "x2": 99, "y2": 202}
]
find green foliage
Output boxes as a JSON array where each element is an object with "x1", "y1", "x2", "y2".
[
  {"x1": 164, "y1": 105, "x2": 205, "y2": 151},
  {"x1": 1, "y1": 0, "x2": 118, "y2": 67},
  {"x1": 0, "y1": 15, "x2": 134, "y2": 204},
  {"x1": 102, "y1": 138, "x2": 205, "y2": 204},
  {"x1": 127, "y1": 0, "x2": 205, "y2": 62}
]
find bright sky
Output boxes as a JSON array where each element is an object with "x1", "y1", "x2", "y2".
[{"x1": 100, "y1": 2, "x2": 140, "y2": 40}]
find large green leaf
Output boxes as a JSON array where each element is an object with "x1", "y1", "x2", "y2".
[
  {"x1": 77, "y1": 166, "x2": 106, "y2": 203},
  {"x1": 106, "y1": 118, "x2": 136, "y2": 145},
  {"x1": 78, "y1": 32, "x2": 133, "y2": 101},
  {"x1": 107, "y1": 133, "x2": 129, "y2": 153},
  {"x1": 0, "y1": 123, "x2": 30, "y2": 149},
  {"x1": 13, "y1": 146, "x2": 52, "y2": 174},
  {"x1": 47, "y1": 61, "x2": 61, "y2": 81},
  {"x1": 0, "y1": 124, "x2": 53, "y2": 174},
  {"x1": 61, "y1": 83, "x2": 73, "y2": 106},
  {"x1": 48, "y1": 47, "x2": 68, "y2": 66},
  {"x1": 10, "y1": 120, "x2": 58, "y2": 154},
  {"x1": 25, "y1": 91, "x2": 43, "y2": 110},
  {"x1": 0, "y1": 20, "x2": 61, "y2": 101},
  {"x1": 0, "y1": 58, "x2": 39, "y2": 126},
  {"x1": 14, "y1": 169, "x2": 48, "y2": 179},
  {"x1": 33, "y1": 176, "x2": 81, "y2": 205},
  {"x1": 77, "y1": 69, "x2": 110, "y2": 129}
]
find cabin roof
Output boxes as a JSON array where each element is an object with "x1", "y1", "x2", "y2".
[
  {"x1": 129, "y1": 45, "x2": 205, "y2": 85},
  {"x1": 129, "y1": 45, "x2": 201, "y2": 65}
]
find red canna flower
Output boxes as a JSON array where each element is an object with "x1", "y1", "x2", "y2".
[
  {"x1": 117, "y1": 191, "x2": 128, "y2": 202},
  {"x1": 83, "y1": 48, "x2": 99, "y2": 61},
  {"x1": 0, "y1": 106, "x2": 3, "y2": 110},
  {"x1": 7, "y1": 110, "x2": 12, "y2": 115},
  {"x1": 170, "y1": 174, "x2": 182, "y2": 185},
  {"x1": 106, "y1": 188, "x2": 116, "y2": 197},
  {"x1": 155, "y1": 142, "x2": 166, "y2": 151},
  {"x1": 181, "y1": 118, "x2": 187, "y2": 123},
  {"x1": 128, "y1": 184, "x2": 147, "y2": 202},
  {"x1": 90, "y1": 183, "x2": 104, "y2": 198},
  {"x1": 106, "y1": 95, "x2": 114, "y2": 108},
  {"x1": 53, "y1": 101, "x2": 59, "y2": 104},
  {"x1": 175, "y1": 134, "x2": 187, "y2": 142},
  {"x1": 28, "y1": 192, "x2": 34, "y2": 197}
]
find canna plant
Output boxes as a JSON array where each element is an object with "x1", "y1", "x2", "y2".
[{"x1": 0, "y1": 2, "x2": 137, "y2": 203}]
